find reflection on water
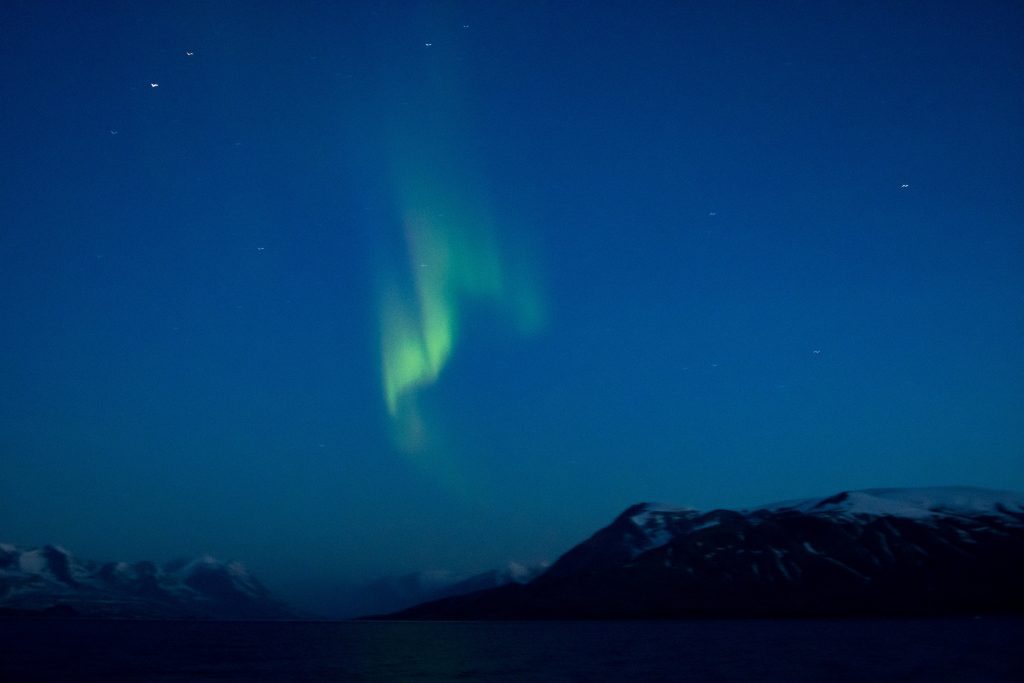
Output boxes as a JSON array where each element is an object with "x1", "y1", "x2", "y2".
[{"x1": 1, "y1": 618, "x2": 1022, "y2": 682}]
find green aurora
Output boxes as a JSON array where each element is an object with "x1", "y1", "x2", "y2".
[
  {"x1": 373, "y1": 8, "x2": 544, "y2": 453},
  {"x1": 378, "y1": 186, "x2": 543, "y2": 451}
]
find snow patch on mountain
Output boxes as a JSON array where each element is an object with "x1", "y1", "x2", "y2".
[
  {"x1": 0, "y1": 544, "x2": 293, "y2": 619},
  {"x1": 754, "y1": 486, "x2": 1024, "y2": 521},
  {"x1": 383, "y1": 485, "x2": 1024, "y2": 620},
  {"x1": 624, "y1": 503, "x2": 700, "y2": 556},
  {"x1": 629, "y1": 502, "x2": 696, "y2": 526}
]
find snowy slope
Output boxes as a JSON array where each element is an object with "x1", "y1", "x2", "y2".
[
  {"x1": 594, "y1": 486, "x2": 1024, "y2": 563},
  {"x1": 753, "y1": 486, "x2": 1024, "y2": 520},
  {"x1": 385, "y1": 486, "x2": 1024, "y2": 619},
  {"x1": 0, "y1": 544, "x2": 293, "y2": 619}
]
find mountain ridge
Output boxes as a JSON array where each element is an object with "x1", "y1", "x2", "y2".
[
  {"x1": 377, "y1": 486, "x2": 1024, "y2": 619},
  {"x1": 0, "y1": 544, "x2": 294, "y2": 620}
]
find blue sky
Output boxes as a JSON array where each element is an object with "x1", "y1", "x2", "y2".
[{"x1": 1, "y1": 1, "x2": 1021, "y2": 597}]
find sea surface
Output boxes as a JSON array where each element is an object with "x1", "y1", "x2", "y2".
[{"x1": 1, "y1": 617, "x2": 1021, "y2": 682}]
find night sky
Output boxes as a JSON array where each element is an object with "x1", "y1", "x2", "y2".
[{"x1": 2, "y1": 1, "x2": 1022, "y2": 604}]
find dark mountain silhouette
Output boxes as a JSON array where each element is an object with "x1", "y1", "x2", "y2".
[
  {"x1": 377, "y1": 487, "x2": 1024, "y2": 619},
  {"x1": 319, "y1": 562, "x2": 549, "y2": 618}
]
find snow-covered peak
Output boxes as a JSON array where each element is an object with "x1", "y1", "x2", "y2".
[
  {"x1": 501, "y1": 561, "x2": 533, "y2": 582},
  {"x1": 623, "y1": 503, "x2": 700, "y2": 557},
  {"x1": 628, "y1": 502, "x2": 697, "y2": 527},
  {"x1": 188, "y1": 554, "x2": 220, "y2": 569},
  {"x1": 162, "y1": 554, "x2": 249, "y2": 581},
  {"x1": 0, "y1": 541, "x2": 297, "y2": 619},
  {"x1": 17, "y1": 549, "x2": 49, "y2": 575},
  {"x1": 224, "y1": 560, "x2": 252, "y2": 579},
  {"x1": 755, "y1": 486, "x2": 1024, "y2": 521}
]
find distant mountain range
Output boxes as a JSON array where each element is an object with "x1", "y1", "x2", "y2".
[
  {"x1": 334, "y1": 562, "x2": 548, "y2": 618},
  {"x1": 0, "y1": 541, "x2": 547, "y2": 620},
  {"x1": 378, "y1": 487, "x2": 1024, "y2": 619},
  {"x1": 0, "y1": 544, "x2": 293, "y2": 619}
]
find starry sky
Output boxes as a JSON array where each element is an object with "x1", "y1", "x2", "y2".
[{"x1": 2, "y1": 1, "x2": 1022, "y2": 605}]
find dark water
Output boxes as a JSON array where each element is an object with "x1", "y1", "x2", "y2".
[{"x1": 1, "y1": 618, "x2": 1021, "y2": 682}]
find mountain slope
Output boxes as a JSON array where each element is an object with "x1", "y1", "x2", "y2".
[
  {"x1": 0, "y1": 544, "x2": 294, "y2": 619},
  {"x1": 383, "y1": 486, "x2": 1024, "y2": 619},
  {"x1": 324, "y1": 562, "x2": 549, "y2": 619}
]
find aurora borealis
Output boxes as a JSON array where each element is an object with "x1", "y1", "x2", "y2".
[
  {"x1": 1, "y1": 0, "x2": 1022, "y2": 614},
  {"x1": 378, "y1": 211, "x2": 540, "y2": 450},
  {"x1": 374, "y1": 16, "x2": 543, "y2": 452},
  {"x1": 378, "y1": 179, "x2": 543, "y2": 451}
]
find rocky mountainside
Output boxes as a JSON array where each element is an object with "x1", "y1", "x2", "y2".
[
  {"x1": 382, "y1": 487, "x2": 1024, "y2": 619},
  {"x1": 0, "y1": 544, "x2": 294, "y2": 619}
]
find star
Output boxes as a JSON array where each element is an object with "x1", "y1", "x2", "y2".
[
  {"x1": 109, "y1": 130, "x2": 118, "y2": 135},
  {"x1": 812, "y1": 349, "x2": 822, "y2": 354},
  {"x1": 900, "y1": 184, "x2": 909, "y2": 189},
  {"x1": 185, "y1": 51, "x2": 194, "y2": 56},
  {"x1": 150, "y1": 82, "x2": 159, "y2": 88},
  {"x1": 424, "y1": 42, "x2": 433, "y2": 47}
]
